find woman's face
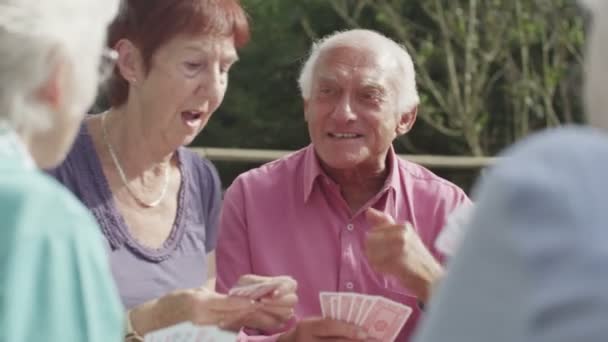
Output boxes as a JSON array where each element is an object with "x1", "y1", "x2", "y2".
[{"x1": 129, "y1": 33, "x2": 238, "y2": 148}]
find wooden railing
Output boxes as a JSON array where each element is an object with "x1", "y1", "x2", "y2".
[{"x1": 191, "y1": 147, "x2": 496, "y2": 169}]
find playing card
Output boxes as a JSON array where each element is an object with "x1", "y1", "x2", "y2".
[
  {"x1": 330, "y1": 296, "x2": 339, "y2": 319},
  {"x1": 144, "y1": 322, "x2": 237, "y2": 342},
  {"x1": 359, "y1": 297, "x2": 412, "y2": 342},
  {"x1": 356, "y1": 296, "x2": 376, "y2": 326},
  {"x1": 191, "y1": 326, "x2": 237, "y2": 342},
  {"x1": 144, "y1": 322, "x2": 196, "y2": 342},
  {"x1": 319, "y1": 292, "x2": 333, "y2": 317},
  {"x1": 338, "y1": 293, "x2": 353, "y2": 321},
  {"x1": 318, "y1": 291, "x2": 413, "y2": 341},
  {"x1": 435, "y1": 203, "x2": 474, "y2": 256},
  {"x1": 228, "y1": 281, "x2": 279, "y2": 300},
  {"x1": 347, "y1": 294, "x2": 365, "y2": 324}
]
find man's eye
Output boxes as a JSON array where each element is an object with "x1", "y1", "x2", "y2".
[
  {"x1": 185, "y1": 62, "x2": 202, "y2": 70},
  {"x1": 220, "y1": 64, "x2": 232, "y2": 74}
]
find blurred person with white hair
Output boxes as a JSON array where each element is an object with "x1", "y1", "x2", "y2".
[
  {"x1": 216, "y1": 29, "x2": 471, "y2": 341},
  {"x1": 413, "y1": 1, "x2": 608, "y2": 342},
  {"x1": 0, "y1": 0, "x2": 123, "y2": 341}
]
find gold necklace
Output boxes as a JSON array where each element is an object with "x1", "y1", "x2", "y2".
[{"x1": 101, "y1": 112, "x2": 170, "y2": 208}]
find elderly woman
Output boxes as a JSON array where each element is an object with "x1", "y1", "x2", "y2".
[
  {"x1": 50, "y1": 0, "x2": 297, "y2": 339},
  {"x1": 0, "y1": 0, "x2": 122, "y2": 341},
  {"x1": 413, "y1": 1, "x2": 608, "y2": 342}
]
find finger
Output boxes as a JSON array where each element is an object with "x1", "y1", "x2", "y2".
[
  {"x1": 257, "y1": 305, "x2": 295, "y2": 321},
  {"x1": 272, "y1": 277, "x2": 298, "y2": 297},
  {"x1": 236, "y1": 274, "x2": 265, "y2": 286},
  {"x1": 204, "y1": 295, "x2": 256, "y2": 312},
  {"x1": 247, "y1": 311, "x2": 286, "y2": 331},
  {"x1": 366, "y1": 207, "x2": 396, "y2": 227},
  {"x1": 366, "y1": 231, "x2": 404, "y2": 258},
  {"x1": 311, "y1": 318, "x2": 368, "y2": 340},
  {"x1": 217, "y1": 308, "x2": 253, "y2": 330},
  {"x1": 260, "y1": 293, "x2": 298, "y2": 307}
]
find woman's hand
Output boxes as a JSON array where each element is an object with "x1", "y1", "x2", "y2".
[
  {"x1": 129, "y1": 287, "x2": 256, "y2": 336},
  {"x1": 224, "y1": 274, "x2": 298, "y2": 332}
]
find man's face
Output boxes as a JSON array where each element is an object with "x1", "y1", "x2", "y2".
[{"x1": 304, "y1": 45, "x2": 415, "y2": 170}]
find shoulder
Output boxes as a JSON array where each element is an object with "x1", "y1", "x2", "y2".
[
  {"x1": 64, "y1": 121, "x2": 92, "y2": 164},
  {"x1": 49, "y1": 122, "x2": 95, "y2": 179},
  {"x1": 180, "y1": 147, "x2": 221, "y2": 186},
  {"x1": 480, "y1": 126, "x2": 608, "y2": 196},
  {"x1": 227, "y1": 147, "x2": 308, "y2": 193},
  {"x1": 470, "y1": 126, "x2": 608, "y2": 244},
  {"x1": 0, "y1": 170, "x2": 99, "y2": 241},
  {"x1": 397, "y1": 157, "x2": 469, "y2": 202}
]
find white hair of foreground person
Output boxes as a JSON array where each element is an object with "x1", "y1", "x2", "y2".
[
  {"x1": 0, "y1": 0, "x2": 119, "y2": 133},
  {"x1": 582, "y1": 0, "x2": 608, "y2": 130},
  {"x1": 298, "y1": 29, "x2": 420, "y2": 115}
]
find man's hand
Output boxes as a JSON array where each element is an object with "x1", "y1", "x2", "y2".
[
  {"x1": 277, "y1": 317, "x2": 370, "y2": 342},
  {"x1": 365, "y1": 208, "x2": 444, "y2": 303}
]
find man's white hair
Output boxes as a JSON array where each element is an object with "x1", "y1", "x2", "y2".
[
  {"x1": 581, "y1": 0, "x2": 608, "y2": 131},
  {"x1": 298, "y1": 29, "x2": 420, "y2": 115},
  {"x1": 0, "y1": 0, "x2": 119, "y2": 133}
]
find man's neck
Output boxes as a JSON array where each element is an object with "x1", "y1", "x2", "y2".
[{"x1": 320, "y1": 152, "x2": 391, "y2": 213}]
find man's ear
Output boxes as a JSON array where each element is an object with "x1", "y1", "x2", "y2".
[
  {"x1": 396, "y1": 106, "x2": 417, "y2": 135},
  {"x1": 303, "y1": 99, "x2": 310, "y2": 122},
  {"x1": 114, "y1": 38, "x2": 144, "y2": 84},
  {"x1": 34, "y1": 52, "x2": 68, "y2": 113}
]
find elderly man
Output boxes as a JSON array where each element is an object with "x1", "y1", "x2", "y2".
[
  {"x1": 413, "y1": 1, "x2": 608, "y2": 342},
  {"x1": 216, "y1": 29, "x2": 470, "y2": 341}
]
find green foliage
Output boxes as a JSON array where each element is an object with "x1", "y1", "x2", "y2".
[{"x1": 189, "y1": 0, "x2": 587, "y2": 189}]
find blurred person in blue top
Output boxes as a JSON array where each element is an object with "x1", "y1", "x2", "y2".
[
  {"x1": 0, "y1": 0, "x2": 123, "y2": 341},
  {"x1": 414, "y1": 1, "x2": 608, "y2": 342}
]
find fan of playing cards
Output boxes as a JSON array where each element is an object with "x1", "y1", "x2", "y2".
[
  {"x1": 319, "y1": 292, "x2": 412, "y2": 342},
  {"x1": 228, "y1": 280, "x2": 281, "y2": 299},
  {"x1": 143, "y1": 322, "x2": 236, "y2": 342}
]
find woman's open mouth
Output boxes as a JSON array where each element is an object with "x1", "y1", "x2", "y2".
[{"x1": 181, "y1": 110, "x2": 203, "y2": 127}]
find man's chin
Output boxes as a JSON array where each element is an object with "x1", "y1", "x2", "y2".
[{"x1": 320, "y1": 154, "x2": 368, "y2": 171}]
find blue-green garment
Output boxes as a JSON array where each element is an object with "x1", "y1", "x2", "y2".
[{"x1": 0, "y1": 130, "x2": 123, "y2": 342}]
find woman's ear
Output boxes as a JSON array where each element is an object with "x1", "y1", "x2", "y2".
[{"x1": 114, "y1": 38, "x2": 144, "y2": 85}]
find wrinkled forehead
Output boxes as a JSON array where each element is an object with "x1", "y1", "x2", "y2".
[{"x1": 312, "y1": 45, "x2": 398, "y2": 86}]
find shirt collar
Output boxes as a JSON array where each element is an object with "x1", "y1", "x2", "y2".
[
  {"x1": 0, "y1": 123, "x2": 35, "y2": 170},
  {"x1": 303, "y1": 145, "x2": 324, "y2": 202},
  {"x1": 303, "y1": 144, "x2": 401, "y2": 203}
]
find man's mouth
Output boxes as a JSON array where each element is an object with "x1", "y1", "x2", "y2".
[{"x1": 327, "y1": 132, "x2": 363, "y2": 139}]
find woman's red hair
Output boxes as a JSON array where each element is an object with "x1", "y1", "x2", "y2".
[{"x1": 106, "y1": 0, "x2": 250, "y2": 107}]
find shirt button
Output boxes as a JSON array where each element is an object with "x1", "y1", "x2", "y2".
[
  {"x1": 346, "y1": 282, "x2": 354, "y2": 290},
  {"x1": 347, "y1": 224, "x2": 354, "y2": 231}
]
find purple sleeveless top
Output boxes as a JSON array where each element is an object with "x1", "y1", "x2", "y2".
[{"x1": 49, "y1": 123, "x2": 222, "y2": 309}]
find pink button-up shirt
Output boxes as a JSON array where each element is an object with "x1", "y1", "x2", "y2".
[{"x1": 217, "y1": 145, "x2": 470, "y2": 341}]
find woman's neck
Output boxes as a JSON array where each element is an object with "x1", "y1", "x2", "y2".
[{"x1": 102, "y1": 106, "x2": 175, "y2": 178}]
